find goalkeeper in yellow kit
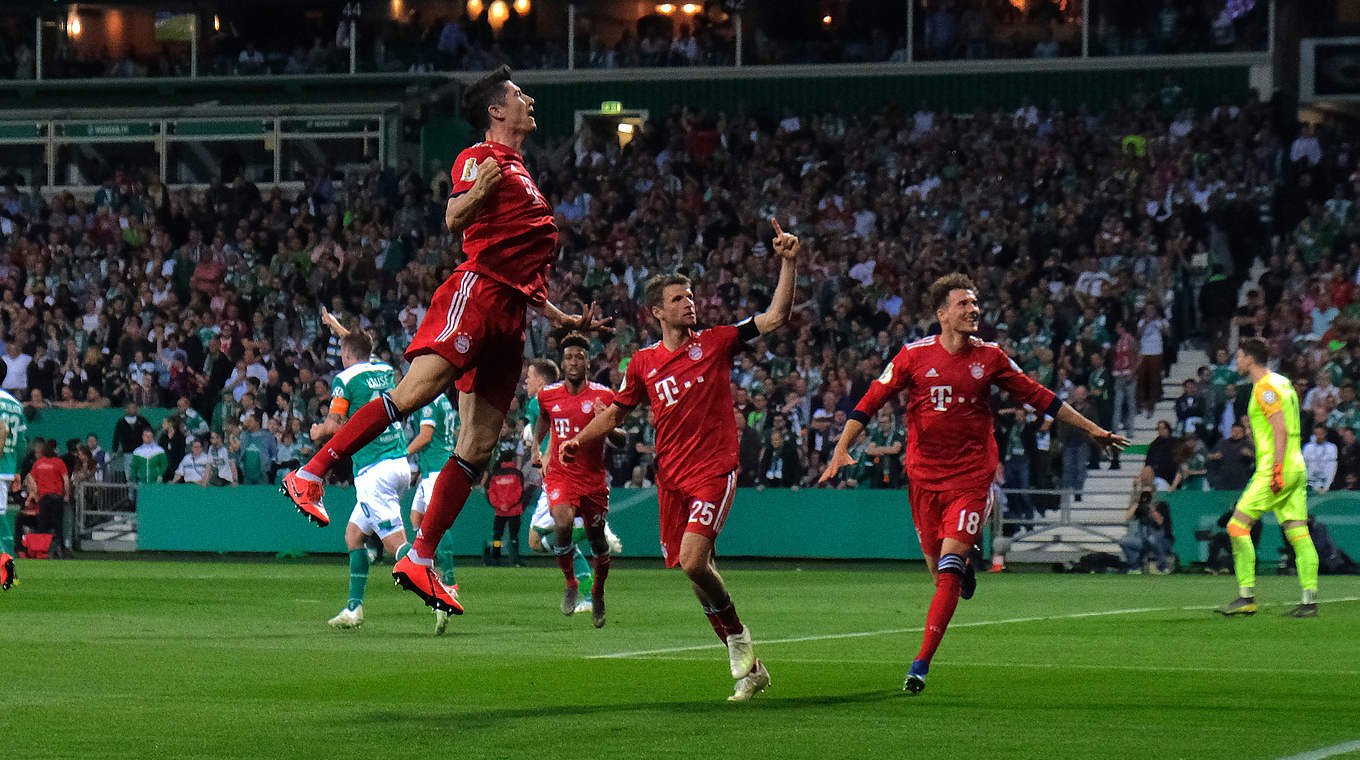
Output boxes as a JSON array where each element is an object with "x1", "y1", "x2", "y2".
[{"x1": 1216, "y1": 338, "x2": 1318, "y2": 618}]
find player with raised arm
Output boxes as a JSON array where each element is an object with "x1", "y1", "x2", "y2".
[
  {"x1": 562, "y1": 219, "x2": 801, "y2": 702},
  {"x1": 534, "y1": 333, "x2": 624, "y2": 628},
  {"x1": 820, "y1": 273, "x2": 1128, "y2": 695},
  {"x1": 280, "y1": 65, "x2": 608, "y2": 615},
  {"x1": 0, "y1": 364, "x2": 27, "y2": 591},
  {"x1": 407, "y1": 390, "x2": 460, "y2": 634},
  {"x1": 1215, "y1": 338, "x2": 1319, "y2": 618},
  {"x1": 312, "y1": 325, "x2": 426, "y2": 629}
]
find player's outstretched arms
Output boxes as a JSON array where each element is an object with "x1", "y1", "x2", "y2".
[
  {"x1": 445, "y1": 156, "x2": 502, "y2": 232},
  {"x1": 1055, "y1": 403, "x2": 1130, "y2": 454},
  {"x1": 541, "y1": 300, "x2": 614, "y2": 334},
  {"x1": 561, "y1": 403, "x2": 628, "y2": 464},
  {"x1": 752, "y1": 218, "x2": 800, "y2": 335},
  {"x1": 818, "y1": 418, "x2": 865, "y2": 484}
]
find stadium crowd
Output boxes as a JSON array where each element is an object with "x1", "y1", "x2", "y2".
[
  {"x1": 0, "y1": 0, "x2": 1266, "y2": 79},
  {"x1": 0, "y1": 83, "x2": 1357, "y2": 511}
]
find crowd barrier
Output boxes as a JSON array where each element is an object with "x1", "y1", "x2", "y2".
[
  {"x1": 27, "y1": 407, "x2": 173, "y2": 450},
  {"x1": 135, "y1": 484, "x2": 927, "y2": 559},
  {"x1": 1163, "y1": 490, "x2": 1360, "y2": 564}
]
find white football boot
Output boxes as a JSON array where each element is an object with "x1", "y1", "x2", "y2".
[
  {"x1": 728, "y1": 660, "x2": 770, "y2": 702},
  {"x1": 726, "y1": 626, "x2": 756, "y2": 679},
  {"x1": 328, "y1": 605, "x2": 363, "y2": 629}
]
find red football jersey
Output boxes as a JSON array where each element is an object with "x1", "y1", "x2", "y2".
[
  {"x1": 448, "y1": 141, "x2": 557, "y2": 304},
  {"x1": 852, "y1": 335, "x2": 1059, "y2": 491},
  {"x1": 615, "y1": 323, "x2": 752, "y2": 490},
  {"x1": 540, "y1": 380, "x2": 614, "y2": 495}
]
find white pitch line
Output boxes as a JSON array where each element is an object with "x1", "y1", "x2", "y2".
[
  {"x1": 1276, "y1": 739, "x2": 1360, "y2": 760},
  {"x1": 587, "y1": 606, "x2": 1161, "y2": 659},
  {"x1": 615, "y1": 656, "x2": 1360, "y2": 679},
  {"x1": 587, "y1": 596, "x2": 1360, "y2": 661}
]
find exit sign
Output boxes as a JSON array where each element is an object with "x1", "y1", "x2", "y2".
[{"x1": 600, "y1": 101, "x2": 623, "y2": 114}]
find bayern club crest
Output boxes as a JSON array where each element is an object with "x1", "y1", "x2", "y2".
[
  {"x1": 453, "y1": 334, "x2": 471, "y2": 354},
  {"x1": 688, "y1": 344, "x2": 703, "y2": 360},
  {"x1": 581, "y1": 400, "x2": 593, "y2": 414},
  {"x1": 969, "y1": 362, "x2": 984, "y2": 380}
]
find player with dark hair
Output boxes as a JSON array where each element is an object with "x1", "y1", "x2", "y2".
[
  {"x1": 561, "y1": 219, "x2": 801, "y2": 701},
  {"x1": 1216, "y1": 337, "x2": 1318, "y2": 618},
  {"x1": 533, "y1": 332, "x2": 624, "y2": 628},
  {"x1": 821, "y1": 272, "x2": 1128, "y2": 695},
  {"x1": 280, "y1": 65, "x2": 607, "y2": 615}
]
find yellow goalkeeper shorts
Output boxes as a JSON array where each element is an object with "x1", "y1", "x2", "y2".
[{"x1": 1235, "y1": 469, "x2": 1307, "y2": 524}]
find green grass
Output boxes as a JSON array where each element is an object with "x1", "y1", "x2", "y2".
[{"x1": 2, "y1": 557, "x2": 1358, "y2": 760}]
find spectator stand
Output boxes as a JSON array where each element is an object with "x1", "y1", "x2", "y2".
[{"x1": 0, "y1": 114, "x2": 393, "y2": 193}]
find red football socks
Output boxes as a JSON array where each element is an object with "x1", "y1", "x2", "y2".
[
  {"x1": 591, "y1": 553, "x2": 610, "y2": 598},
  {"x1": 916, "y1": 570, "x2": 962, "y2": 665},
  {"x1": 301, "y1": 397, "x2": 402, "y2": 479},
  {"x1": 702, "y1": 598, "x2": 743, "y2": 642},
  {"x1": 410, "y1": 456, "x2": 478, "y2": 558},
  {"x1": 555, "y1": 547, "x2": 578, "y2": 587},
  {"x1": 704, "y1": 610, "x2": 728, "y2": 643}
]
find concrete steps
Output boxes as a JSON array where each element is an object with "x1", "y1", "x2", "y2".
[{"x1": 1008, "y1": 346, "x2": 1209, "y2": 563}]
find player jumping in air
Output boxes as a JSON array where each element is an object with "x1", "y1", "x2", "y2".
[
  {"x1": 821, "y1": 273, "x2": 1128, "y2": 695},
  {"x1": 562, "y1": 219, "x2": 801, "y2": 702},
  {"x1": 1215, "y1": 338, "x2": 1319, "y2": 618},
  {"x1": 312, "y1": 326, "x2": 421, "y2": 629},
  {"x1": 407, "y1": 390, "x2": 460, "y2": 634},
  {"x1": 280, "y1": 65, "x2": 607, "y2": 615},
  {"x1": 534, "y1": 333, "x2": 625, "y2": 628}
]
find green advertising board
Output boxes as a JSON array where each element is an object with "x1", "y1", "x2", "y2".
[{"x1": 62, "y1": 122, "x2": 157, "y2": 138}]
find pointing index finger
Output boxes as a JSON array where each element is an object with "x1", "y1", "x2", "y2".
[{"x1": 771, "y1": 217, "x2": 784, "y2": 237}]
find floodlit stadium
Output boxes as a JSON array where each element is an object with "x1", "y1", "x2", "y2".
[{"x1": 2, "y1": 1, "x2": 1359, "y2": 758}]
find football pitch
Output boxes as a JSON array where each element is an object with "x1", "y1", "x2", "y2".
[{"x1": 3, "y1": 557, "x2": 1358, "y2": 760}]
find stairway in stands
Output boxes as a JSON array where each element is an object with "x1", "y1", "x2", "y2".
[{"x1": 1006, "y1": 346, "x2": 1209, "y2": 564}]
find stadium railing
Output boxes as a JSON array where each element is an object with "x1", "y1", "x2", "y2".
[
  {"x1": 3, "y1": 0, "x2": 1276, "y2": 77},
  {"x1": 74, "y1": 480, "x2": 138, "y2": 552}
]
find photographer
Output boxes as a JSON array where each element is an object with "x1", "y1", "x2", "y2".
[{"x1": 1118, "y1": 481, "x2": 1175, "y2": 574}]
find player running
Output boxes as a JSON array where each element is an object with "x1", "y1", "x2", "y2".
[
  {"x1": 523, "y1": 357, "x2": 621, "y2": 616},
  {"x1": 534, "y1": 333, "x2": 624, "y2": 628},
  {"x1": 562, "y1": 219, "x2": 801, "y2": 701},
  {"x1": 312, "y1": 327, "x2": 426, "y2": 629},
  {"x1": 0, "y1": 367, "x2": 27, "y2": 591},
  {"x1": 280, "y1": 65, "x2": 607, "y2": 615},
  {"x1": 408, "y1": 391, "x2": 460, "y2": 634},
  {"x1": 524, "y1": 359, "x2": 592, "y2": 602},
  {"x1": 1215, "y1": 338, "x2": 1319, "y2": 618},
  {"x1": 820, "y1": 273, "x2": 1127, "y2": 695}
]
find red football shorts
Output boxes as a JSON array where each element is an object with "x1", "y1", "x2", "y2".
[
  {"x1": 406, "y1": 270, "x2": 526, "y2": 414},
  {"x1": 544, "y1": 480, "x2": 609, "y2": 529},
  {"x1": 656, "y1": 470, "x2": 737, "y2": 568},
  {"x1": 908, "y1": 482, "x2": 993, "y2": 558}
]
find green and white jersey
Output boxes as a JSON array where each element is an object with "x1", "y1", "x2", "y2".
[
  {"x1": 0, "y1": 389, "x2": 25, "y2": 478},
  {"x1": 182, "y1": 407, "x2": 209, "y2": 436},
  {"x1": 331, "y1": 360, "x2": 406, "y2": 473},
  {"x1": 417, "y1": 393, "x2": 459, "y2": 476}
]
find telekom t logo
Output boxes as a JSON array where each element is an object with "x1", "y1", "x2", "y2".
[
  {"x1": 655, "y1": 377, "x2": 681, "y2": 407},
  {"x1": 929, "y1": 385, "x2": 953, "y2": 411}
]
